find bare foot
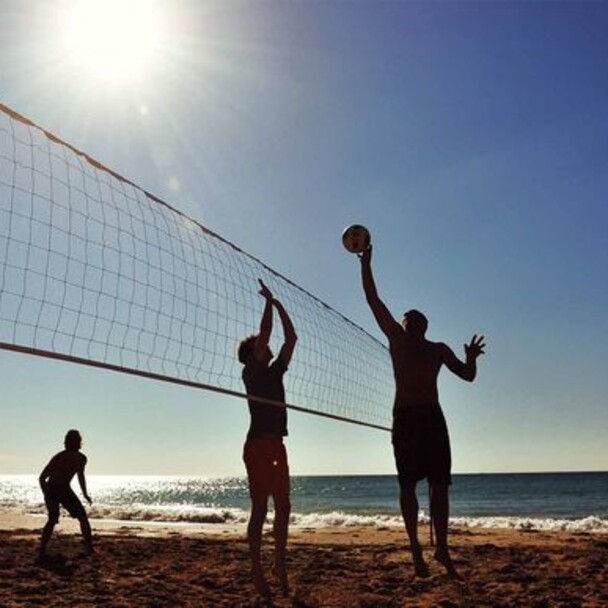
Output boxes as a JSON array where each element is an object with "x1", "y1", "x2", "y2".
[
  {"x1": 272, "y1": 560, "x2": 289, "y2": 597},
  {"x1": 76, "y1": 547, "x2": 96, "y2": 560},
  {"x1": 411, "y1": 547, "x2": 430, "y2": 578},
  {"x1": 251, "y1": 565, "x2": 271, "y2": 599},
  {"x1": 434, "y1": 547, "x2": 461, "y2": 579}
]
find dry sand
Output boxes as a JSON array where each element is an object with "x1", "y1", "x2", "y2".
[{"x1": 0, "y1": 513, "x2": 606, "y2": 607}]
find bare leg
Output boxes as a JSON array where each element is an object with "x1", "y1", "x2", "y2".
[
  {"x1": 430, "y1": 483, "x2": 459, "y2": 578},
  {"x1": 248, "y1": 497, "x2": 270, "y2": 598},
  {"x1": 78, "y1": 516, "x2": 94, "y2": 553},
  {"x1": 272, "y1": 496, "x2": 291, "y2": 596},
  {"x1": 39, "y1": 518, "x2": 56, "y2": 558},
  {"x1": 400, "y1": 482, "x2": 428, "y2": 578}
]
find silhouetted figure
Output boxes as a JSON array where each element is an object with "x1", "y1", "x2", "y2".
[
  {"x1": 238, "y1": 279, "x2": 298, "y2": 599},
  {"x1": 360, "y1": 246, "x2": 485, "y2": 578},
  {"x1": 39, "y1": 430, "x2": 93, "y2": 560}
]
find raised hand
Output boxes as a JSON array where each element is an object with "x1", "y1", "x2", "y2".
[
  {"x1": 258, "y1": 279, "x2": 273, "y2": 300},
  {"x1": 359, "y1": 243, "x2": 372, "y2": 264},
  {"x1": 465, "y1": 334, "x2": 486, "y2": 360}
]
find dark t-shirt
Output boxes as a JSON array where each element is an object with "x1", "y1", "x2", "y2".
[{"x1": 242, "y1": 358, "x2": 288, "y2": 439}]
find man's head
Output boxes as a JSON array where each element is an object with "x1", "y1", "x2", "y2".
[
  {"x1": 64, "y1": 429, "x2": 82, "y2": 451},
  {"x1": 238, "y1": 334, "x2": 272, "y2": 365},
  {"x1": 402, "y1": 309, "x2": 428, "y2": 338}
]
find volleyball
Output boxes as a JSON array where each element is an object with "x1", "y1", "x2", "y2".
[{"x1": 342, "y1": 224, "x2": 371, "y2": 254}]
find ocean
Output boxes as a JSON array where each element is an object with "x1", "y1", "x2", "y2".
[{"x1": 1, "y1": 472, "x2": 606, "y2": 534}]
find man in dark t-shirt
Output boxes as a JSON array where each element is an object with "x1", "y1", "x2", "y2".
[
  {"x1": 243, "y1": 357, "x2": 287, "y2": 440},
  {"x1": 238, "y1": 279, "x2": 297, "y2": 599},
  {"x1": 39, "y1": 429, "x2": 94, "y2": 560}
]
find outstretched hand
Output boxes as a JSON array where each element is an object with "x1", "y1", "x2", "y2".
[
  {"x1": 258, "y1": 279, "x2": 273, "y2": 300},
  {"x1": 465, "y1": 334, "x2": 486, "y2": 360}
]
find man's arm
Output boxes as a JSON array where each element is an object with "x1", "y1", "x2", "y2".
[
  {"x1": 39, "y1": 460, "x2": 52, "y2": 492},
  {"x1": 77, "y1": 457, "x2": 92, "y2": 505},
  {"x1": 360, "y1": 246, "x2": 401, "y2": 339},
  {"x1": 252, "y1": 279, "x2": 273, "y2": 361},
  {"x1": 275, "y1": 299, "x2": 298, "y2": 368},
  {"x1": 440, "y1": 335, "x2": 485, "y2": 382}
]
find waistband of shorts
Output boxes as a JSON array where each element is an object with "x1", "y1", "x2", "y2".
[
  {"x1": 393, "y1": 403, "x2": 441, "y2": 417},
  {"x1": 245, "y1": 435, "x2": 284, "y2": 443}
]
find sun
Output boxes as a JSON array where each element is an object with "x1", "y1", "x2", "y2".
[{"x1": 59, "y1": 0, "x2": 165, "y2": 84}]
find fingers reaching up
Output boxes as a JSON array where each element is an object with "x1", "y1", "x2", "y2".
[
  {"x1": 465, "y1": 334, "x2": 486, "y2": 360},
  {"x1": 359, "y1": 244, "x2": 372, "y2": 264},
  {"x1": 258, "y1": 279, "x2": 273, "y2": 300}
]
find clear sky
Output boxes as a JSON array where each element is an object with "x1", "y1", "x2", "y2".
[{"x1": 0, "y1": 0, "x2": 606, "y2": 476}]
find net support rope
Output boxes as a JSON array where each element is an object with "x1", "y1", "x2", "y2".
[{"x1": 0, "y1": 102, "x2": 393, "y2": 431}]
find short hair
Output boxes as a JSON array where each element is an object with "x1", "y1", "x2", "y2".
[
  {"x1": 64, "y1": 429, "x2": 82, "y2": 451},
  {"x1": 237, "y1": 334, "x2": 258, "y2": 364},
  {"x1": 404, "y1": 309, "x2": 428, "y2": 334}
]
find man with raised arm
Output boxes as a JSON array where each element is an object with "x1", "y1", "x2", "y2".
[
  {"x1": 237, "y1": 279, "x2": 298, "y2": 599},
  {"x1": 359, "y1": 245, "x2": 485, "y2": 578}
]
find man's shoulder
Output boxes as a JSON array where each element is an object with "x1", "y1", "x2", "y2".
[
  {"x1": 49, "y1": 450, "x2": 86, "y2": 467},
  {"x1": 70, "y1": 451, "x2": 87, "y2": 471},
  {"x1": 243, "y1": 357, "x2": 268, "y2": 381},
  {"x1": 65, "y1": 450, "x2": 87, "y2": 466},
  {"x1": 429, "y1": 341, "x2": 457, "y2": 363},
  {"x1": 271, "y1": 355, "x2": 288, "y2": 370},
  {"x1": 44, "y1": 451, "x2": 61, "y2": 469},
  {"x1": 387, "y1": 325, "x2": 405, "y2": 343},
  {"x1": 431, "y1": 341, "x2": 451, "y2": 352},
  {"x1": 243, "y1": 356, "x2": 263, "y2": 371}
]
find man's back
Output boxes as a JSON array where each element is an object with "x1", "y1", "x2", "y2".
[
  {"x1": 242, "y1": 357, "x2": 288, "y2": 439},
  {"x1": 45, "y1": 450, "x2": 87, "y2": 487},
  {"x1": 389, "y1": 331, "x2": 445, "y2": 407}
]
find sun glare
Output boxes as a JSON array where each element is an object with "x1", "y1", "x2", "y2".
[{"x1": 59, "y1": 0, "x2": 165, "y2": 84}]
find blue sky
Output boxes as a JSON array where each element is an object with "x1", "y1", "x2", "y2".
[{"x1": 0, "y1": 1, "x2": 606, "y2": 475}]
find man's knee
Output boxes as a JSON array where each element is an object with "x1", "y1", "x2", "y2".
[
  {"x1": 77, "y1": 513, "x2": 89, "y2": 526},
  {"x1": 250, "y1": 495, "x2": 269, "y2": 515},
  {"x1": 400, "y1": 481, "x2": 417, "y2": 498},
  {"x1": 430, "y1": 482, "x2": 449, "y2": 496},
  {"x1": 45, "y1": 508, "x2": 60, "y2": 526},
  {"x1": 273, "y1": 495, "x2": 291, "y2": 516}
]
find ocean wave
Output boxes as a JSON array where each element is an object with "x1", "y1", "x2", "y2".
[
  {"x1": 13, "y1": 504, "x2": 608, "y2": 533},
  {"x1": 291, "y1": 512, "x2": 608, "y2": 533},
  {"x1": 23, "y1": 503, "x2": 251, "y2": 525},
  {"x1": 451, "y1": 515, "x2": 608, "y2": 534},
  {"x1": 290, "y1": 511, "x2": 407, "y2": 529}
]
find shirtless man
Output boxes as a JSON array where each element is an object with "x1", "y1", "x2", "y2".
[
  {"x1": 360, "y1": 245, "x2": 485, "y2": 577},
  {"x1": 238, "y1": 280, "x2": 297, "y2": 598},
  {"x1": 39, "y1": 430, "x2": 93, "y2": 559}
]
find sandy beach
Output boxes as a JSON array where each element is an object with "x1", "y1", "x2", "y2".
[{"x1": 0, "y1": 513, "x2": 606, "y2": 607}]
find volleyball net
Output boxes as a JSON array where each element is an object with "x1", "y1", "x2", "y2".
[{"x1": 0, "y1": 102, "x2": 392, "y2": 431}]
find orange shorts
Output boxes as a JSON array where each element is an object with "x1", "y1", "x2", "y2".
[{"x1": 243, "y1": 438, "x2": 290, "y2": 499}]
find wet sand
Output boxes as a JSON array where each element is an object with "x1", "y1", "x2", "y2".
[{"x1": 0, "y1": 514, "x2": 606, "y2": 607}]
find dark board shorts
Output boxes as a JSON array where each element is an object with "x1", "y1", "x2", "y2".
[
  {"x1": 243, "y1": 438, "x2": 290, "y2": 501},
  {"x1": 44, "y1": 483, "x2": 87, "y2": 522},
  {"x1": 392, "y1": 403, "x2": 452, "y2": 486}
]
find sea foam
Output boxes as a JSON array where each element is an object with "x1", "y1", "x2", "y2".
[{"x1": 9, "y1": 503, "x2": 608, "y2": 533}]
